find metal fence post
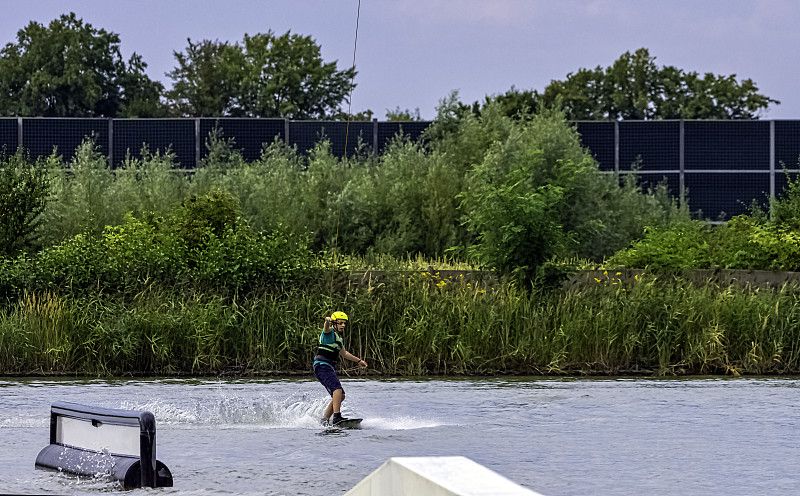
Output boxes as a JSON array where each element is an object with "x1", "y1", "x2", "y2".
[
  {"x1": 108, "y1": 118, "x2": 114, "y2": 167},
  {"x1": 679, "y1": 119, "x2": 685, "y2": 205},
  {"x1": 284, "y1": 119, "x2": 290, "y2": 149},
  {"x1": 373, "y1": 118, "x2": 378, "y2": 154},
  {"x1": 770, "y1": 120, "x2": 776, "y2": 220},
  {"x1": 195, "y1": 118, "x2": 201, "y2": 167},
  {"x1": 614, "y1": 120, "x2": 619, "y2": 175},
  {"x1": 17, "y1": 117, "x2": 22, "y2": 151}
]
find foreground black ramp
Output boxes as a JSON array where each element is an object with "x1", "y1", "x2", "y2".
[{"x1": 35, "y1": 401, "x2": 173, "y2": 489}]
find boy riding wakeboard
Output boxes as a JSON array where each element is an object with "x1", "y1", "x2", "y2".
[{"x1": 313, "y1": 311, "x2": 368, "y2": 426}]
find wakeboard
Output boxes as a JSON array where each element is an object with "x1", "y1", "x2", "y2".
[
  {"x1": 322, "y1": 418, "x2": 363, "y2": 430},
  {"x1": 334, "y1": 417, "x2": 363, "y2": 429}
]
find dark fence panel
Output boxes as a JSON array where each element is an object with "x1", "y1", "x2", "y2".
[
  {"x1": 338, "y1": 121, "x2": 374, "y2": 157},
  {"x1": 619, "y1": 121, "x2": 680, "y2": 171},
  {"x1": 288, "y1": 121, "x2": 334, "y2": 155},
  {"x1": 685, "y1": 172, "x2": 770, "y2": 219},
  {"x1": 575, "y1": 122, "x2": 615, "y2": 171},
  {"x1": 685, "y1": 121, "x2": 770, "y2": 170},
  {"x1": 23, "y1": 118, "x2": 108, "y2": 162},
  {"x1": 288, "y1": 120, "x2": 374, "y2": 157},
  {"x1": 775, "y1": 120, "x2": 800, "y2": 169},
  {"x1": 0, "y1": 118, "x2": 17, "y2": 153},
  {"x1": 113, "y1": 119, "x2": 195, "y2": 168},
  {"x1": 377, "y1": 121, "x2": 431, "y2": 153},
  {"x1": 12, "y1": 117, "x2": 800, "y2": 221},
  {"x1": 628, "y1": 172, "x2": 681, "y2": 197},
  {"x1": 199, "y1": 118, "x2": 285, "y2": 162}
]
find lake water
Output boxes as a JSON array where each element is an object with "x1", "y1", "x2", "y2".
[{"x1": 1, "y1": 376, "x2": 798, "y2": 495}]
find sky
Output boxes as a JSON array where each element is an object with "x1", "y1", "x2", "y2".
[{"x1": 1, "y1": 0, "x2": 799, "y2": 120}]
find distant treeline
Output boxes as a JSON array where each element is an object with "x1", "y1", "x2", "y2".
[{"x1": 0, "y1": 13, "x2": 778, "y2": 120}]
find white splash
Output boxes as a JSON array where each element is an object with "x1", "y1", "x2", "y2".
[{"x1": 362, "y1": 414, "x2": 445, "y2": 430}]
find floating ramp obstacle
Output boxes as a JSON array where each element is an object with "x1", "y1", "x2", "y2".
[
  {"x1": 35, "y1": 401, "x2": 173, "y2": 489},
  {"x1": 345, "y1": 456, "x2": 544, "y2": 496}
]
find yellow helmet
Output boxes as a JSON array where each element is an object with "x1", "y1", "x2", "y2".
[{"x1": 331, "y1": 311, "x2": 349, "y2": 321}]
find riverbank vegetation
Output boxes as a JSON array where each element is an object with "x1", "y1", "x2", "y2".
[
  {"x1": 2, "y1": 102, "x2": 800, "y2": 377},
  {"x1": 610, "y1": 174, "x2": 800, "y2": 271},
  {"x1": 3, "y1": 272, "x2": 800, "y2": 376}
]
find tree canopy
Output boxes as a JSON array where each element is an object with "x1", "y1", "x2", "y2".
[
  {"x1": 478, "y1": 48, "x2": 779, "y2": 120},
  {"x1": 165, "y1": 39, "x2": 244, "y2": 117},
  {"x1": 0, "y1": 16, "x2": 780, "y2": 123},
  {"x1": 0, "y1": 13, "x2": 164, "y2": 117},
  {"x1": 166, "y1": 30, "x2": 356, "y2": 119}
]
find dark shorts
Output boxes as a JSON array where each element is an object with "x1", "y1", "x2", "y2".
[{"x1": 313, "y1": 363, "x2": 344, "y2": 396}]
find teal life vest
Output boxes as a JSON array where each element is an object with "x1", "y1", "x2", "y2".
[{"x1": 314, "y1": 331, "x2": 343, "y2": 367}]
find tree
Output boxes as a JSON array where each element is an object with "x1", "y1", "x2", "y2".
[
  {"x1": 0, "y1": 13, "x2": 164, "y2": 117},
  {"x1": 166, "y1": 30, "x2": 355, "y2": 119},
  {"x1": 239, "y1": 31, "x2": 355, "y2": 119},
  {"x1": 331, "y1": 109, "x2": 374, "y2": 121},
  {"x1": 478, "y1": 48, "x2": 779, "y2": 120},
  {"x1": 165, "y1": 39, "x2": 245, "y2": 117},
  {"x1": 471, "y1": 85, "x2": 538, "y2": 119},
  {"x1": 453, "y1": 102, "x2": 686, "y2": 282},
  {"x1": 459, "y1": 107, "x2": 597, "y2": 281},
  {"x1": 118, "y1": 53, "x2": 167, "y2": 117},
  {"x1": 601, "y1": 48, "x2": 662, "y2": 119},
  {"x1": 385, "y1": 106, "x2": 422, "y2": 121},
  {"x1": 354, "y1": 110, "x2": 375, "y2": 121}
]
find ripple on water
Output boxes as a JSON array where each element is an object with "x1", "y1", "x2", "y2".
[{"x1": 2, "y1": 377, "x2": 799, "y2": 496}]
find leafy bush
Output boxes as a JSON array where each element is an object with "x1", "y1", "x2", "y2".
[
  {"x1": 188, "y1": 227, "x2": 315, "y2": 290},
  {"x1": 609, "y1": 221, "x2": 712, "y2": 269},
  {"x1": 2, "y1": 190, "x2": 316, "y2": 298},
  {"x1": 35, "y1": 215, "x2": 182, "y2": 292},
  {"x1": 41, "y1": 139, "x2": 120, "y2": 245},
  {"x1": 351, "y1": 135, "x2": 465, "y2": 257},
  {"x1": 708, "y1": 215, "x2": 772, "y2": 269},
  {"x1": 575, "y1": 169, "x2": 689, "y2": 259},
  {"x1": 0, "y1": 150, "x2": 50, "y2": 257},
  {"x1": 745, "y1": 224, "x2": 800, "y2": 271},
  {"x1": 772, "y1": 171, "x2": 800, "y2": 228},
  {"x1": 208, "y1": 138, "x2": 304, "y2": 234},
  {"x1": 459, "y1": 106, "x2": 684, "y2": 282},
  {"x1": 114, "y1": 146, "x2": 186, "y2": 219},
  {"x1": 609, "y1": 169, "x2": 800, "y2": 271},
  {"x1": 174, "y1": 188, "x2": 240, "y2": 251}
]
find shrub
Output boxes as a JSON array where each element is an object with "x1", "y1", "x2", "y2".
[
  {"x1": 0, "y1": 150, "x2": 50, "y2": 257},
  {"x1": 460, "y1": 106, "x2": 653, "y2": 282},
  {"x1": 745, "y1": 224, "x2": 800, "y2": 271},
  {"x1": 173, "y1": 188, "x2": 240, "y2": 251},
  {"x1": 19, "y1": 95, "x2": 689, "y2": 267},
  {"x1": 609, "y1": 172, "x2": 800, "y2": 272},
  {"x1": 772, "y1": 170, "x2": 800, "y2": 228},
  {"x1": 10, "y1": 190, "x2": 315, "y2": 297},
  {"x1": 114, "y1": 146, "x2": 186, "y2": 219},
  {"x1": 709, "y1": 215, "x2": 772, "y2": 269},
  {"x1": 41, "y1": 139, "x2": 120, "y2": 245},
  {"x1": 609, "y1": 220, "x2": 712, "y2": 269}
]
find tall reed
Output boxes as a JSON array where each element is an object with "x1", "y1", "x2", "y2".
[{"x1": 3, "y1": 273, "x2": 799, "y2": 377}]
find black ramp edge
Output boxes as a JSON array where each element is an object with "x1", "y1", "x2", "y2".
[
  {"x1": 51, "y1": 401, "x2": 145, "y2": 427},
  {"x1": 36, "y1": 402, "x2": 173, "y2": 488}
]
